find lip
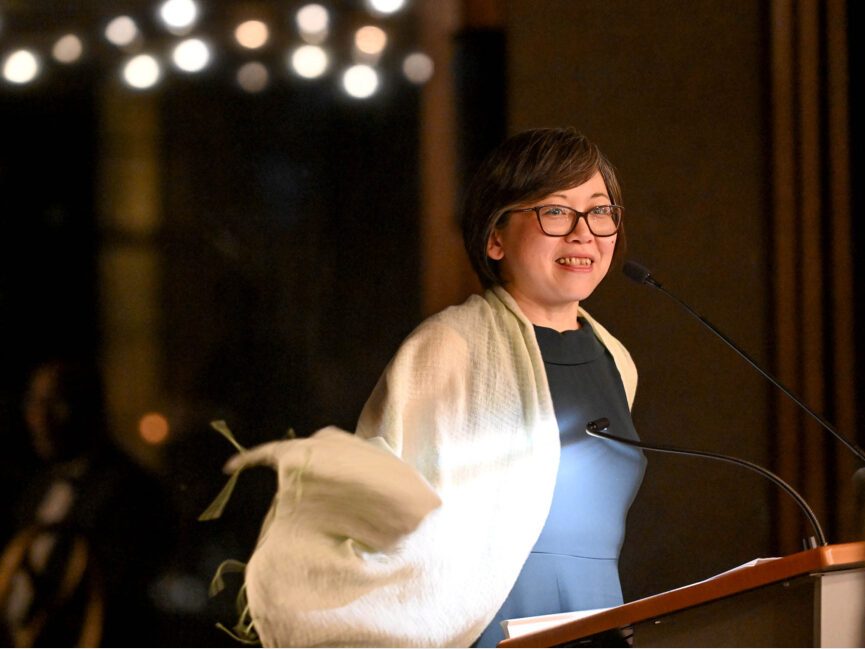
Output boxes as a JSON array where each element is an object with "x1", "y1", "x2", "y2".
[{"x1": 554, "y1": 254, "x2": 596, "y2": 271}]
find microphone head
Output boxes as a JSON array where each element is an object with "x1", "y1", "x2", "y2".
[{"x1": 623, "y1": 260, "x2": 660, "y2": 287}]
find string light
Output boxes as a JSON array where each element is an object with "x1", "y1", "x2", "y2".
[
  {"x1": 235, "y1": 20, "x2": 270, "y2": 49},
  {"x1": 0, "y1": 1, "x2": 432, "y2": 94},
  {"x1": 296, "y1": 4, "x2": 329, "y2": 45},
  {"x1": 105, "y1": 16, "x2": 140, "y2": 48},
  {"x1": 342, "y1": 64, "x2": 378, "y2": 99},
  {"x1": 52, "y1": 34, "x2": 85, "y2": 64},
  {"x1": 123, "y1": 54, "x2": 162, "y2": 89},
  {"x1": 2, "y1": 50, "x2": 40, "y2": 84},
  {"x1": 364, "y1": 0, "x2": 407, "y2": 16},
  {"x1": 172, "y1": 38, "x2": 211, "y2": 73},
  {"x1": 158, "y1": 0, "x2": 200, "y2": 34},
  {"x1": 290, "y1": 44, "x2": 329, "y2": 79}
]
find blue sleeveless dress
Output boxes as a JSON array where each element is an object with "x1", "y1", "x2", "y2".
[{"x1": 475, "y1": 320, "x2": 646, "y2": 647}]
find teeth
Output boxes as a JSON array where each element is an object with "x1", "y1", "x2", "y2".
[{"x1": 556, "y1": 257, "x2": 592, "y2": 266}]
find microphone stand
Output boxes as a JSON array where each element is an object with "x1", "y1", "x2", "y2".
[
  {"x1": 586, "y1": 418, "x2": 827, "y2": 548},
  {"x1": 623, "y1": 261, "x2": 865, "y2": 465}
]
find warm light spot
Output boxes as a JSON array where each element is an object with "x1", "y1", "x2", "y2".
[
  {"x1": 342, "y1": 64, "x2": 378, "y2": 98},
  {"x1": 237, "y1": 61, "x2": 269, "y2": 92},
  {"x1": 354, "y1": 25, "x2": 387, "y2": 56},
  {"x1": 172, "y1": 38, "x2": 211, "y2": 72},
  {"x1": 289, "y1": 44, "x2": 328, "y2": 79},
  {"x1": 2, "y1": 49, "x2": 40, "y2": 84},
  {"x1": 365, "y1": 0, "x2": 407, "y2": 15},
  {"x1": 296, "y1": 4, "x2": 329, "y2": 44},
  {"x1": 122, "y1": 54, "x2": 161, "y2": 89},
  {"x1": 402, "y1": 51, "x2": 433, "y2": 84},
  {"x1": 139, "y1": 412, "x2": 170, "y2": 445},
  {"x1": 235, "y1": 20, "x2": 269, "y2": 49},
  {"x1": 159, "y1": 0, "x2": 199, "y2": 33},
  {"x1": 53, "y1": 34, "x2": 84, "y2": 64},
  {"x1": 105, "y1": 16, "x2": 139, "y2": 47}
]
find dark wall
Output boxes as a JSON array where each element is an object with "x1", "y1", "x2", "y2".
[{"x1": 506, "y1": 0, "x2": 774, "y2": 599}]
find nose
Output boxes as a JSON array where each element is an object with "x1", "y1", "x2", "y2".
[{"x1": 566, "y1": 213, "x2": 594, "y2": 241}]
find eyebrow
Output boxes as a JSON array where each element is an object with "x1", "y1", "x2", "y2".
[{"x1": 549, "y1": 191, "x2": 610, "y2": 201}]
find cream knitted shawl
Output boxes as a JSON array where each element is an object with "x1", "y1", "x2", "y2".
[{"x1": 225, "y1": 286, "x2": 637, "y2": 647}]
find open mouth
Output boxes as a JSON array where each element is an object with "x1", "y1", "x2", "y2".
[{"x1": 555, "y1": 257, "x2": 593, "y2": 267}]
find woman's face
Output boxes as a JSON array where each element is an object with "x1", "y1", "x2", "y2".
[{"x1": 486, "y1": 170, "x2": 617, "y2": 328}]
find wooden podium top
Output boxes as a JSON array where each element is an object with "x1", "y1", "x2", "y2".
[{"x1": 498, "y1": 541, "x2": 865, "y2": 648}]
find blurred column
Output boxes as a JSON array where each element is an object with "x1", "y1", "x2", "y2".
[
  {"x1": 96, "y1": 85, "x2": 164, "y2": 467},
  {"x1": 417, "y1": 0, "x2": 499, "y2": 315}
]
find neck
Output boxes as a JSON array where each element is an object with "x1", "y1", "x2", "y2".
[{"x1": 502, "y1": 287, "x2": 581, "y2": 332}]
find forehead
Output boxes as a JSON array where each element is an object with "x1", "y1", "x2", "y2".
[{"x1": 538, "y1": 171, "x2": 608, "y2": 202}]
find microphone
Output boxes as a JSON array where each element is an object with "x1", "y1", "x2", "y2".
[
  {"x1": 622, "y1": 260, "x2": 865, "y2": 465},
  {"x1": 586, "y1": 418, "x2": 826, "y2": 547}
]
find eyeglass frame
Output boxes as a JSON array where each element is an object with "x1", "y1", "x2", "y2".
[{"x1": 508, "y1": 204, "x2": 624, "y2": 238}]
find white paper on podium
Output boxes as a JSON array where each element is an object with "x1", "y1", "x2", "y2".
[
  {"x1": 501, "y1": 607, "x2": 611, "y2": 639},
  {"x1": 501, "y1": 557, "x2": 780, "y2": 639}
]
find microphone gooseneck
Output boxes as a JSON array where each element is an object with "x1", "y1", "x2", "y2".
[
  {"x1": 586, "y1": 418, "x2": 827, "y2": 547},
  {"x1": 622, "y1": 260, "x2": 865, "y2": 465}
]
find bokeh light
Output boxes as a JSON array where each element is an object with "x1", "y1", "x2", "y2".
[
  {"x1": 296, "y1": 4, "x2": 329, "y2": 44},
  {"x1": 105, "y1": 16, "x2": 139, "y2": 47},
  {"x1": 172, "y1": 38, "x2": 211, "y2": 72},
  {"x1": 52, "y1": 34, "x2": 84, "y2": 64},
  {"x1": 235, "y1": 20, "x2": 269, "y2": 49},
  {"x1": 2, "y1": 49, "x2": 40, "y2": 84},
  {"x1": 354, "y1": 25, "x2": 387, "y2": 57},
  {"x1": 237, "y1": 61, "x2": 269, "y2": 92},
  {"x1": 159, "y1": 0, "x2": 199, "y2": 33},
  {"x1": 139, "y1": 412, "x2": 170, "y2": 445},
  {"x1": 290, "y1": 45, "x2": 329, "y2": 79},
  {"x1": 122, "y1": 54, "x2": 161, "y2": 89},
  {"x1": 402, "y1": 51, "x2": 433, "y2": 84},
  {"x1": 365, "y1": 0, "x2": 407, "y2": 15},
  {"x1": 342, "y1": 64, "x2": 378, "y2": 98}
]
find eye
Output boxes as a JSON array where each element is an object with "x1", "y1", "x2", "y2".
[
  {"x1": 539, "y1": 206, "x2": 570, "y2": 217},
  {"x1": 590, "y1": 205, "x2": 613, "y2": 215}
]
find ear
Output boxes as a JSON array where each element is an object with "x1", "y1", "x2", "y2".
[{"x1": 486, "y1": 229, "x2": 505, "y2": 261}]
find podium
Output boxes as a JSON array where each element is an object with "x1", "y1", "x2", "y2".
[{"x1": 498, "y1": 542, "x2": 865, "y2": 648}]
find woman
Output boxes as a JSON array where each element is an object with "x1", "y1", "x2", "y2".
[{"x1": 219, "y1": 127, "x2": 645, "y2": 647}]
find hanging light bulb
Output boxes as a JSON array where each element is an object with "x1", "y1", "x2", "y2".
[
  {"x1": 172, "y1": 38, "x2": 211, "y2": 72},
  {"x1": 235, "y1": 20, "x2": 270, "y2": 49},
  {"x1": 3, "y1": 49, "x2": 40, "y2": 85},
  {"x1": 159, "y1": 0, "x2": 200, "y2": 34},
  {"x1": 53, "y1": 34, "x2": 85, "y2": 64},
  {"x1": 123, "y1": 54, "x2": 162, "y2": 89},
  {"x1": 105, "y1": 16, "x2": 140, "y2": 47},
  {"x1": 296, "y1": 4, "x2": 329, "y2": 44},
  {"x1": 289, "y1": 44, "x2": 329, "y2": 79},
  {"x1": 342, "y1": 64, "x2": 379, "y2": 98},
  {"x1": 402, "y1": 52, "x2": 433, "y2": 84}
]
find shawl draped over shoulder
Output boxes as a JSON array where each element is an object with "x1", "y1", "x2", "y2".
[{"x1": 224, "y1": 286, "x2": 637, "y2": 647}]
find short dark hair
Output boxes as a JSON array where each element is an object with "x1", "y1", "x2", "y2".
[{"x1": 461, "y1": 127, "x2": 625, "y2": 288}]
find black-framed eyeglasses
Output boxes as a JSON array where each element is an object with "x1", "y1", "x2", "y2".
[{"x1": 510, "y1": 204, "x2": 624, "y2": 237}]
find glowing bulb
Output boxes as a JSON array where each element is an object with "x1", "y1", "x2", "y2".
[
  {"x1": 342, "y1": 64, "x2": 379, "y2": 98},
  {"x1": 355, "y1": 26, "x2": 387, "y2": 57},
  {"x1": 237, "y1": 61, "x2": 269, "y2": 92},
  {"x1": 172, "y1": 38, "x2": 210, "y2": 72},
  {"x1": 235, "y1": 20, "x2": 269, "y2": 49},
  {"x1": 105, "y1": 16, "x2": 139, "y2": 47},
  {"x1": 296, "y1": 4, "x2": 329, "y2": 44},
  {"x1": 52, "y1": 34, "x2": 84, "y2": 64},
  {"x1": 402, "y1": 52, "x2": 433, "y2": 84},
  {"x1": 290, "y1": 45, "x2": 328, "y2": 79},
  {"x1": 123, "y1": 54, "x2": 161, "y2": 89},
  {"x1": 365, "y1": 0, "x2": 406, "y2": 15},
  {"x1": 139, "y1": 412, "x2": 170, "y2": 445},
  {"x1": 159, "y1": 0, "x2": 199, "y2": 32},
  {"x1": 3, "y1": 50, "x2": 40, "y2": 84}
]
